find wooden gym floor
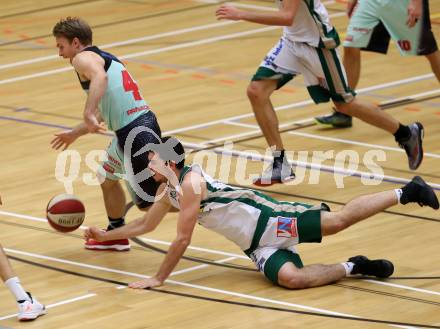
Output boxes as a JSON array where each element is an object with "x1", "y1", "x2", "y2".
[{"x1": 0, "y1": 0, "x2": 439, "y2": 328}]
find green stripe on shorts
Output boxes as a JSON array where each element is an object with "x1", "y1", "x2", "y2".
[
  {"x1": 252, "y1": 67, "x2": 294, "y2": 90},
  {"x1": 264, "y1": 250, "x2": 303, "y2": 285}
]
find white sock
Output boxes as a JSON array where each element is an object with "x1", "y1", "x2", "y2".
[
  {"x1": 394, "y1": 189, "x2": 403, "y2": 203},
  {"x1": 4, "y1": 277, "x2": 30, "y2": 302},
  {"x1": 341, "y1": 262, "x2": 355, "y2": 276}
]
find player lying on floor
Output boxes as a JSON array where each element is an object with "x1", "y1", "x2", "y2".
[{"x1": 85, "y1": 137, "x2": 439, "y2": 289}]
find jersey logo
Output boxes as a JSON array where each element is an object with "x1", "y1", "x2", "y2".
[
  {"x1": 102, "y1": 163, "x2": 115, "y2": 174},
  {"x1": 276, "y1": 216, "x2": 298, "y2": 238}
]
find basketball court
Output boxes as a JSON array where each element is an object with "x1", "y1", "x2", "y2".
[{"x1": 0, "y1": 0, "x2": 439, "y2": 328}]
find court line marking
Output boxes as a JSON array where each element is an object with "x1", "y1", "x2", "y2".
[
  {"x1": 0, "y1": 247, "x2": 361, "y2": 318},
  {"x1": 201, "y1": 90, "x2": 440, "y2": 160},
  {"x1": 195, "y1": 0, "x2": 336, "y2": 7},
  {"x1": 0, "y1": 11, "x2": 344, "y2": 85},
  {"x1": 0, "y1": 21, "x2": 238, "y2": 70},
  {"x1": 0, "y1": 4, "x2": 437, "y2": 157},
  {"x1": 0, "y1": 113, "x2": 438, "y2": 189},
  {"x1": 139, "y1": 237, "x2": 249, "y2": 259},
  {"x1": 0, "y1": 248, "x2": 427, "y2": 329},
  {"x1": 170, "y1": 256, "x2": 238, "y2": 276},
  {"x1": 0, "y1": 210, "x2": 249, "y2": 259},
  {"x1": 0, "y1": 13, "x2": 437, "y2": 163},
  {"x1": 1, "y1": 210, "x2": 439, "y2": 297},
  {"x1": 363, "y1": 280, "x2": 440, "y2": 297},
  {"x1": 163, "y1": 74, "x2": 436, "y2": 135},
  {"x1": 5, "y1": 250, "x2": 422, "y2": 329},
  {"x1": 0, "y1": 2, "x2": 342, "y2": 71},
  {"x1": 0, "y1": 292, "x2": 96, "y2": 321},
  {"x1": 182, "y1": 141, "x2": 440, "y2": 189}
]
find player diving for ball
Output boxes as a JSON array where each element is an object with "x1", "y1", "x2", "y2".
[{"x1": 85, "y1": 137, "x2": 439, "y2": 289}]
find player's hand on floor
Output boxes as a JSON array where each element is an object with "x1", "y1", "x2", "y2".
[
  {"x1": 215, "y1": 5, "x2": 243, "y2": 21},
  {"x1": 128, "y1": 277, "x2": 163, "y2": 289},
  {"x1": 51, "y1": 130, "x2": 78, "y2": 150},
  {"x1": 84, "y1": 227, "x2": 105, "y2": 241}
]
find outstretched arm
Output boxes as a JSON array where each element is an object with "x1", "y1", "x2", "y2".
[
  {"x1": 129, "y1": 173, "x2": 203, "y2": 289},
  {"x1": 51, "y1": 122, "x2": 88, "y2": 150},
  {"x1": 216, "y1": 0, "x2": 300, "y2": 26},
  {"x1": 84, "y1": 184, "x2": 172, "y2": 241}
]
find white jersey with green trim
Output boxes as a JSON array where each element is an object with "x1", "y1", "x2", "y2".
[
  {"x1": 168, "y1": 164, "x2": 313, "y2": 251},
  {"x1": 277, "y1": 0, "x2": 337, "y2": 49},
  {"x1": 167, "y1": 164, "x2": 259, "y2": 250}
]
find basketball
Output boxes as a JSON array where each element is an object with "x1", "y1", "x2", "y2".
[{"x1": 46, "y1": 194, "x2": 85, "y2": 232}]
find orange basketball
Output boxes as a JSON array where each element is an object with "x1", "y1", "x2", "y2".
[{"x1": 46, "y1": 194, "x2": 85, "y2": 232}]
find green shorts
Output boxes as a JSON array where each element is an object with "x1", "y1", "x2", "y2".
[{"x1": 248, "y1": 203, "x2": 330, "y2": 285}]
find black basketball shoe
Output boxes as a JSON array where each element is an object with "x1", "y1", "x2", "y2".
[
  {"x1": 348, "y1": 255, "x2": 394, "y2": 278},
  {"x1": 400, "y1": 176, "x2": 439, "y2": 209}
]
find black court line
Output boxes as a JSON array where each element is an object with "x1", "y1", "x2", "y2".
[
  {"x1": 198, "y1": 123, "x2": 316, "y2": 152},
  {"x1": 0, "y1": 1, "x2": 232, "y2": 47},
  {"x1": 2, "y1": 209, "x2": 439, "y2": 308},
  {"x1": 130, "y1": 237, "x2": 256, "y2": 272},
  {"x1": 1, "y1": 214, "x2": 438, "y2": 283},
  {"x1": 1, "y1": 205, "x2": 437, "y2": 281},
  {"x1": 8, "y1": 255, "x2": 440, "y2": 328},
  {"x1": 0, "y1": 218, "x2": 256, "y2": 272},
  {"x1": 334, "y1": 283, "x2": 440, "y2": 307},
  {"x1": 194, "y1": 93, "x2": 440, "y2": 153},
  {"x1": 231, "y1": 183, "x2": 440, "y2": 223},
  {"x1": 0, "y1": 0, "x2": 103, "y2": 20},
  {"x1": 122, "y1": 201, "x2": 256, "y2": 272}
]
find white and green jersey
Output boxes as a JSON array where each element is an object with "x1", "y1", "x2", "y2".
[
  {"x1": 171, "y1": 165, "x2": 318, "y2": 253},
  {"x1": 278, "y1": 0, "x2": 339, "y2": 49}
]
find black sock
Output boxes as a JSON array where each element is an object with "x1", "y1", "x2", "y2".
[
  {"x1": 394, "y1": 124, "x2": 411, "y2": 142},
  {"x1": 273, "y1": 150, "x2": 285, "y2": 164},
  {"x1": 107, "y1": 217, "x2": 125, "y2": 231}
]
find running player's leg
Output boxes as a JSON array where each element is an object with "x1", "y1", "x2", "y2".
[
  {"x1": 426, "y1": 50, "x2": 440, "y2": 82},
  {"x1": 85, "y1": 138, "x2": 130, "y2": 251},
  {"x1": 116, "y1": 111, "x2": 162, "y2": 204},
  {"x1": 316, "y1": 0, "x2": 388, "y2": 127},
  {"x1": 101, "y1": 178, "x2": 126, "y2": 230},
  {"x1": 306, "y1": 44, "x2": 424, "y2": 170},
  {"x1": 344, "y1": 21, "x2": 391, "y2": 91},
  {"x1": 0, "y1": 244, "x2": 46, "y2": 320},
  {"x1": 247, "y1": 79, "x2": 282, "y2": 153},
  {"x1": 418, "y1": 0, "x2": 440, "y2": 82},
  {"x1": 321, "y1": 176, "x2": 439, "y2": 237},
  {"x1": 249, "y1": 38, "x2": 297, "y2": 186}
]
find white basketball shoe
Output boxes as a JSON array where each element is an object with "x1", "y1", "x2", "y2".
[{"x1": 17, "y1": 293, "x2": 46, "y2": 321}]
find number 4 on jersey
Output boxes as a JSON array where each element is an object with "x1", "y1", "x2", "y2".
[{"x1": 122, "y1": 70, "x2": 142, "y2": 101}]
